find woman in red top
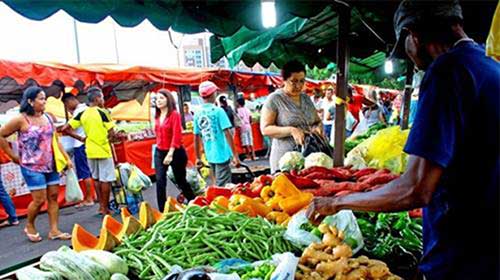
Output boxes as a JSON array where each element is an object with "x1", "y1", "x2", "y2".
[{"x1": 154, "y1": 90, "x2": 195, "y2": 211}]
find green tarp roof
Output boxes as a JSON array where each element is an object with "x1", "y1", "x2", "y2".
[{"x1": 210, "y1": 5, "x2": 392, "y2": 71}]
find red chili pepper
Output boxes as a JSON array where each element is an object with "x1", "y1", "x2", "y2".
[
  {"x1": 191, "y1": 196, "x2": 208, "y2": 206},
  {"x1": 353, "y1": 168, "x2": 378, "y2": 179},
  {"x1": 285, "y1": 173, "x2": 320, "y2": 189},
  {"x1": 362, "y1": 174, "x2": 399, "y2": 186},
  {"x1": 298, "y1": 166, "x2": 332, "y2": 177},
  {"x1": 409, "y1": 208, "x2": 423, "y2": 218},
  {"x1": 205, "y1": 186, "x2": 233, "y2": 203}
]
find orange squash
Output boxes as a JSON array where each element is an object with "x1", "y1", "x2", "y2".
[
  {"x1": 120, "y1": 215, "x2": 143, "y2": 239},
  {"x1": 103, "y1": 215, "x2": 123, "y2": 237},
  {"x1": 72, "y1": 224, "x2": 119, "y2": 252},
  {"x1": 139, "y1": 202, "x2": 156, "y2": 228},
  {"x1": 103, "y1": 214, "x2": 143, "y2": 241},
  {"x1": 121, "y1": 207, "x2": 132, "y2": 222},
  {"x1": 164, "y1": 197, "x2": 185, "y2": 215}
]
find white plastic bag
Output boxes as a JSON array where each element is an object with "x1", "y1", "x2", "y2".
[
  {"x1": 270, "y1": 253, "x2": 299, "y2": 280},
  {"x1": 284, "y1": 210, "x2": 364, "y2": 254},
  {"x1": 65, "y1": 169, "x2": 83, "y2": 202},
  {"x1": 284, "y1": 211, "x2": 321, "y2": 247},
  {"x1": 322, "y1": 210, "x2": 364, "y2": 254}
]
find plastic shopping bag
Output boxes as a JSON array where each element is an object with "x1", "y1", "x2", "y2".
[
  {"x1": 284, "y1": 211, "x2": 322, "y2": 247},
  {"x1": 65, "y1": 169, "x2": 83, "y2": 202},
  {"x1": 269, "y1": 253, "x2": 299, "y2": 280},
  {"x1": 322, "y1": 210, "x2": 364, "y2": 254},
  {"x1": 284, "y1": 210, "x2": 364, "y2": 254}
]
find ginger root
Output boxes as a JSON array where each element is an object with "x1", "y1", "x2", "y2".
[
  {"x1": 316, "y1": 258, "x2": 349, "y2": 279},
  {"x1": 332, "y1": 244, "x2": 353, "y2": 259}
]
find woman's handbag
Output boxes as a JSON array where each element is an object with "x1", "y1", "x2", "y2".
[{"x1": 52, "y1": 132, "x2": 68, "y2": 173}]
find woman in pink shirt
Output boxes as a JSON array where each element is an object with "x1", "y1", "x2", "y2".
[
  {"x1": 236, "y1": 98, "x2": 256, "y2": 161},
  {"x1": 154, "y1": 90, "x2": 195, "y2": 211}
]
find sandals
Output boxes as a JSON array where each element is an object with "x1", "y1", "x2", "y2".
[
  {"x1": 0, "y1": 220, "x2": 19, "y2": 228},
  {"x1": 75, "y1": 201, "x2": 95, "y2": 208},
  {"x1": 48, "y1": 232, "x2": 71, "y2": 240},
  {"x1": 24, "y1": 228, "x2": 43, "y2": 243}
]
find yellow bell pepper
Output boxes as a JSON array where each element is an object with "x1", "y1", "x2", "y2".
[
  {"x1": 260, "y1": 186, "x2": 275, "y2": 202},
  {"x1": 253, "y1": 197, "x2": 265, "y2": 204},
  {"x1": 266, "y1": 211, "x2": 290, "y2": 224},
  {"x1": 272, "y1": 174, "x2": 301, "y2": 198},
  {"x1": 231, "y1": 204, "x2": 256, "y2": 217},
  {"x1": 210, "y1": 196, "x2": 229, "y2": 212},
  {"x1": 251, "y1": 200, "x2": 272, "y2": 217},
  {"x1": 278, "y1": 192, "x2": 314, "y2": 215},
  {"x1": 265, "y1": 195, "x2": 284, "y2": 211},
  {"x1": 229, "y1": 195, "x2": 256, "y2": 217}
]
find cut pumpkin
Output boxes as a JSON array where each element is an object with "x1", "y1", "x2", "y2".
[
  {"x1": 164, "y1": 197, "x2": 185, "y2": 215},
  {"x1": 119, "y1": 215, "x2": 143, "y2": 240},
  {"x1": 72, "y1": 224, "x2": 98, "y2": 252},
  {"x1": 103, "y1": 215, "x2": 123, "y2": 237},
  {"x1": 121, "y1": 207, "x2": 132, "y2": 222},
  {"x1": 72, "y1": 224, "x2": 119, "y2": 252},
  {"x1": 139, "y1": 202, "x2": 156, "y2": 228},
  {"x1": 153, "y1": 208, "x2": 163, "y2": 222}
]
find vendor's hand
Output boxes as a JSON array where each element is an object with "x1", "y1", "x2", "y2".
[
  {"x1": 306, "y1": 197, "x2": 339, "y2": 225},
  {"x1": 79, "y1": 136, "x2": 87, "y2": 143},
  {"x1": 232, "y1": 156, "x2": 241, "y2": 168},
  {"x1": 66, "y1": 160, "x2": 74, "y2": 170},
  {"x1": 163, "y1": 153, "x2": 173, "y2": 165},
  {"x1": 289, "y1": 127, "x2": 305, "y2": 146}
]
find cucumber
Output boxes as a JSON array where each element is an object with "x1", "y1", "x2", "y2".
[
  {"x1": 16, "y1": 266, "x2": 62, "y2": 280},
  {"x1": 40, "y1": 251, "x2": 94, "y2": 280},
  {"x1": 81, "y1": 249, "x2": 129, "y2": 275},
  {"x1": 111, "y1": 273, "x2": 130, "y2": 280},
  {"x1": 57, "y1": 246, "x2": 110, "y2": 280}
]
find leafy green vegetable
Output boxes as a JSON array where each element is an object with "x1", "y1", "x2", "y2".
[{"x1": 356, "y1": 211, "x2": 422, "y2": 279}]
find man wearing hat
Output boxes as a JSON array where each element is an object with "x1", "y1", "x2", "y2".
[
  {"x1": 194, "y1": 81, "x2": 240, "y2": 187},
  {"x1": 307, "y1": 1, "x2": 499, "y2": 279}
]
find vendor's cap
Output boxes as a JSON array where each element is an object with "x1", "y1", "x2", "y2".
[
  {"x1": 199, "y1": 81, "x2": 219, "y2": 98},
  {"x1": 391, "y1": 0, "x2": 463, "y2": 59}
]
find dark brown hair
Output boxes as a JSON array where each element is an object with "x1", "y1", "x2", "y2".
[
  {"x1": 281, "y1": 60, "x2": 306, "y2": 80},
  {"x1": 155, "y1": 89, "x2": 177, "y2": 119}
]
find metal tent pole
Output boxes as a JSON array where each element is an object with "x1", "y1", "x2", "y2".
[
  {"x1": 333, "y1": 5, "x2": 351, "y2": 166},
  {"x1": 400, "y1": 63, "x2": 414, "y2": 130}
]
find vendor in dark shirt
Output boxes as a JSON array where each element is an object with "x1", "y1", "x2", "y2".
[{"x1": 307, "y1": 1, "x2": 499, "y2": 279}]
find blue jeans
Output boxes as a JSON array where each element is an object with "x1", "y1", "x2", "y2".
[
  {"x1": 0, "y1": 178, "x2": 18, "y2": 223},
  {"x1": 323, "y1": 124, "x2": 333, "y2": 141}
]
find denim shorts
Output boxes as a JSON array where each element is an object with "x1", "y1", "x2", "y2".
[
  {"x1": 74, "y1": 145, "x2": 91, "y2": 180},
  {"x1": 20, "y1": 166, "x2": 60, "y2": 191}
]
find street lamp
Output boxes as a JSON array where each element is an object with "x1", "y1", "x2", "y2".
[
  {"x1": 261, "y1": 1, "x2": 276, "y2": 28},
  {"x1": 384, "y1": 59, "x2": 393, "y2": 74}
]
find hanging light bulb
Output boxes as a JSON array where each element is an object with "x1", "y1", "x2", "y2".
[
  {"x1": 384, "y1": 59, "x2": 394, "y2": 74},
  {"x1": 261, "y1": 1, "x2": 276, "y2": 28}
]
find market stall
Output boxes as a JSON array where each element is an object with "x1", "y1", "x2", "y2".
[{"x1": 4, "y1": 158, "x2": 422, "y2": 279}]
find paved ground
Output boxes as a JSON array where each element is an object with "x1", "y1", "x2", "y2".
[{"x1": 0, "y1": 158, "x2": 269, "y2": 273}]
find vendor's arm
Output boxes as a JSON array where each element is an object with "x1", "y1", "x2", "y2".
[
  {"x1": 308, "y1": 62, "x2": 461, "y2": 221},
  {"x1": 0, "y1": 116, "x2": 22, "y2": 163},
  {"x1": 307, "y1": 155, "x2": 443, "y2": 220}
]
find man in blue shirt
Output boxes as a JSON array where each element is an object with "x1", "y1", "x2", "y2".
[
  {"x1": 194, "y1": 81, "x2": 240, "y2": 187},
  {"x1": 307, "y1": 1, "x2": 499, "y2": 279}
]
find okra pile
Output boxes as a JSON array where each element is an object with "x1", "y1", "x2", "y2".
[{"x1": 113, "y1": 206, "x2": 300, "y2": 279}]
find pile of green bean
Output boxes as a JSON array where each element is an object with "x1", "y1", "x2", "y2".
[{"x1": 113, "y1": 206, "x2": 300, "y2": 279}]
